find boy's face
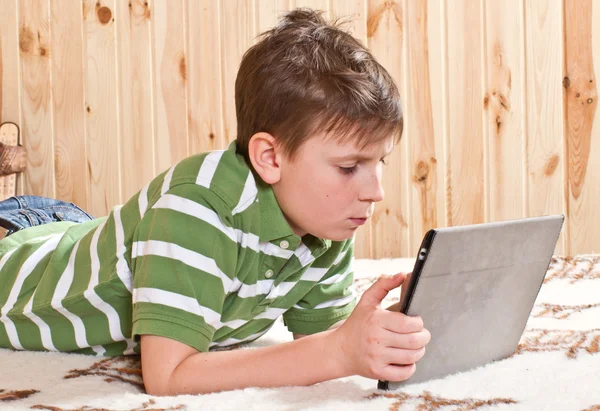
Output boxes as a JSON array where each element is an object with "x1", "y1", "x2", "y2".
[{"x1": 272, "y1": 134, "x2": 393, "y2": 241}]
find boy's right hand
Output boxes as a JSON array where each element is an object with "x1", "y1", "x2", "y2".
[{"x1": 331, "y1": 273, "x2": 431, "y2": 382}]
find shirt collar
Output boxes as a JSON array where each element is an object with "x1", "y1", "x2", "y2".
[{"x1": 256, "y1": 177, "x2": 297, "y2": 243}]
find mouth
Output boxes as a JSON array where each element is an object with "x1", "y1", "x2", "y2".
[{"x1": 349, "y1": 217, "x2": 368, "y2": 226}]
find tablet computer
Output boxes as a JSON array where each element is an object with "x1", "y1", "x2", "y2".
[{"x1": 378, "y1": 214, "x2": 565, "y2": 390}]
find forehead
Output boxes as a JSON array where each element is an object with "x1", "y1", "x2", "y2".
[{"x1": 307, "y1": 131, "x2": 395, "y2": 158}]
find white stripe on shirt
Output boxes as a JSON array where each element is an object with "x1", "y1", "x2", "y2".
[
  {"x1": 113, "y1": 206, "x2": 133, "y2": 292},
  {"x1": 319, "y1": 266, "x2": 352, "y2": 285},
  {"x1": 3, "y1": 235, "x2": 64, "y2": 351},
  {"x1": 138, "y1": 182, "x2": 150, "y2": 218},
  {"x1": 300, "y1": 267, "x2": 328, "y2": 282},
  {"x1": 23, "y1": 290, "x2": 57, "y2": 351},
  {"x1": 231, "y1": 172, "x2": 257, "y2": 215},
  {"x1": 51, "y1": 241, "x2": 90, "y2": 349},
  {"x1": 196, "y1": 150, "x2": 224, "y2": 188},
  {"x1": 0, "y1": 248, "x2": 22, "y2": 349},
  {"x1": 133, "y1": 240, "x2": 233, "y2": 291},
  {"x1": 133, "y1": 287, "x2": 221, "y2": 327},
  {"x1": 85, "y1": 221, "x2": 127, "y2": 343},
  {"x1": 312, "y1": 289, "x2": 356, "y2": 309},
  {"x1": 161, "y1": 164, "x2": 177, "y2": 195},
  {"x1": 295, "y1": 242, "x2": 315, "y2": 267},
  {"x1": 151, "y1": 194, "x2": 293, "y2": 259},
  {"x1": 88, "y1": 220, "x2": 107, "y2": 289}
]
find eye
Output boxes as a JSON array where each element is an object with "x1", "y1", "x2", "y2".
[{"x1": 338, "y1": 165, "x2": 358, "y2": 175}]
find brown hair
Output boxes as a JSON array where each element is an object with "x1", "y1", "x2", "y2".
[{"x1": 235, "y1": 8, "x2": 403, "y2": 162}]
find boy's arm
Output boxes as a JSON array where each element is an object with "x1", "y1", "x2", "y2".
[
  {"x1": 142, "y1": 330, "x2": 343, "y2": 395},
  {"x1": 142, "y1": 273, "x2": 431, "y2": 395}
]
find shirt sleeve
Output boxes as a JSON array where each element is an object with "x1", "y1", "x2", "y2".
[
  {"x1": 282, "y1": 239, "x2": 357, "y2": 335},
  {"x1": 130, "y1": 184, "x2": 238, "y2": 352}
]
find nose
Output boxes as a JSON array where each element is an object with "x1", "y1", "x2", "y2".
[{"x1": 359, "y1": 170, "x2": 385, "y2": 203}]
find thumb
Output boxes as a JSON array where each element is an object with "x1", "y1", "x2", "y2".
[{"x1": 359, "y1": 273, "x2": 407, "y2": 308}]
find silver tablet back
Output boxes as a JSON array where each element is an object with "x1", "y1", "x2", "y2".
[{"x1": 384, "y1": 214, "x2": 565, "y2": 389}]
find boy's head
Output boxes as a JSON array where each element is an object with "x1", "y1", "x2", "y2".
[{"x1": 234, "y1": 8, "x2": 403, "y2": 241}]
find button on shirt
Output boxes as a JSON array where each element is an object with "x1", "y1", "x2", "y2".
[{"x1": 0, "y1": 141, "x2": 356, "y2": 355}]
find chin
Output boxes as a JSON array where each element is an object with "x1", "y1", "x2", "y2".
[{"x1": 314, "y1": 229, "x2": 355, "y2": 242}]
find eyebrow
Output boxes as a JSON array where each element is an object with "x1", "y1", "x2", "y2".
[{"x1": 331, "y1": 148, "x2": 394, "y2": 162}]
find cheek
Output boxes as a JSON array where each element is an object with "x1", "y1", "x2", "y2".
[
  {"x1": 322, "y1": 181, "x2": 354, "y2": 205},
  {"x1": 299, "y1": 166, "x2": 354, "y2": 207}
]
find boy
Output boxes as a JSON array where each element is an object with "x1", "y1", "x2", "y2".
[{"x1": 0, "y1": 8, "x2": 430, "y2": 395}]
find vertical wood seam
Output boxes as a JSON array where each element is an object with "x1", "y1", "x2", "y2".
[
  {"x1": 441, "y1": 0, "x2": 451, "y2": 227},
  {"x1": 402, "y1": 0, "x2": 412, "y2": 255},
  {"x1": 47, "y1": 0, "x2": 57, "y2": 198},
  {"x1": 253, "y1": 0, "x2": 259, "y2": 39},
  {"x1": 148, "y1": 0, "x2": 157, "y2": 176},
  {"x1": 77, "y1": 0, "x2": 91, "y2": 210},
  {"x1": 481, "y1": 0, "x2": 489, "y2": 223},
  {"x1": 182, "y1": 0, "x2": 190, "y2": 158},
  {"x1": 520, "y1": 0, "x2": 528, "y2": 219},
  {"x1": 14, "y1": 0, "x2": 24, "y2": 195},
  {"x1": 218, "y1": 0, "x2": 227, "y2": 146},
  {"x1": 113, "y1": 0, "x2": 123, "y2": 204},
  {"x1": 560, "y1": 0, "x2": 571, "y2": 255}
]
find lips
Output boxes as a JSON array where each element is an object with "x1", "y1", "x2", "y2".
[{"x1": 349, "y1": 217, "x2": 368, "y2": 226}]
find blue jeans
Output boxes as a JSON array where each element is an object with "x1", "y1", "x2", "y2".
[{"x1": 0, "y1": 195, "x2": 94, "y2": 237}]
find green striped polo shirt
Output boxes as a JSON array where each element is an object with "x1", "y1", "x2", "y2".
[{"x1": 0, "y1": 141, "x2": 356, "y2": 356}]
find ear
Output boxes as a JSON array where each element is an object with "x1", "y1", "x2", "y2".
[{"x1": 248, "y1": 132, "x2": 282, "y2": 184}]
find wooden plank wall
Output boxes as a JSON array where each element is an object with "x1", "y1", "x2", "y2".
[{"x1": 0, "y1": 0, "x2": 598, "y2": 259}]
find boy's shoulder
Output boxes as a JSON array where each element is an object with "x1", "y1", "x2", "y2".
[{"x1": 158, "y1": 141, "x2": 258, "y2": 215}]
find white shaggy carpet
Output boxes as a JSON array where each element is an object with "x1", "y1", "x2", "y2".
[{"x1": 1, "y1": 256, "x2": 599, "y2": 411}]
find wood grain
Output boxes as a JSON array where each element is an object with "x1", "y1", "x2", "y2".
[
  {"x1": 445, "y1": 0, "x2": 484, "y2": 227},
  {"x1": 116, "y1": 0, "x2": 155, "y2": 202},
  {"x1": 83, "y1": 0, "x2": 121, "y2": 217},
  {"x1": 2, "y1": 1, "x2": 600, "y2": 256},
  {"x1": 152, "y1": 0, "x2": 188, "y2": 173},
  {"x1": 564, "y1": 0, "x2": 600, "y2": 254},
  {"x1": 0, "y1": 0, "x2": 22, "y2": 126},
  {"x1": 50, "y1": 0, "x2": 89, "y2": 208},
  {"x1": 19, "y1": 0, "x2": 55, "y2": 197},
  {"x1": 221, "y1": 0, "x2": 255, "y2": 145},
  {"x1": 0, "y1": 0, "x2": 23, "y2": 195},
  {"x1": 426, "y1": 0, "x2": 447, "y2": 235},
  {"x1": 330, "y1": 0, "x2": 367, "y2": 43},
  {"x1": 405, "y1": 0, "x2": 439, "y2": 256},
  {"x1": 524, "y1": 0, "x2": 566, "y2": 254},
  {"x1": 367, "y1": 0, "x2": 410, "y2": 259},
  {"x1": 483, "y1": 0, "x2": 525, "y2": 222},
  {"x1": 187, "y1": 0, "x2": 225, "y2": 153},
  {"x1": 255, "y1": 0, "x2": 289, "y2": 37}
]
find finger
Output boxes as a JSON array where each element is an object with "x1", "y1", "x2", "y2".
[
  {"x1": 400, "y1": 272, "x2": 412, "y2": 303},
  {"x1": 383, "y1": 346, "x2": 426, "y2": 366},
  {"x1": 381, "y1": 329, "x2": 431, "y2": 350},
  {"x1": 378, "y1": 310, "x2": 424, "y2": 334},
  {"x1": 359, "y1": 273, "x2": 408, "y2": 308},
  {"x1": 379, "y1": 363, "x2": 416, "y2": 383}
]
